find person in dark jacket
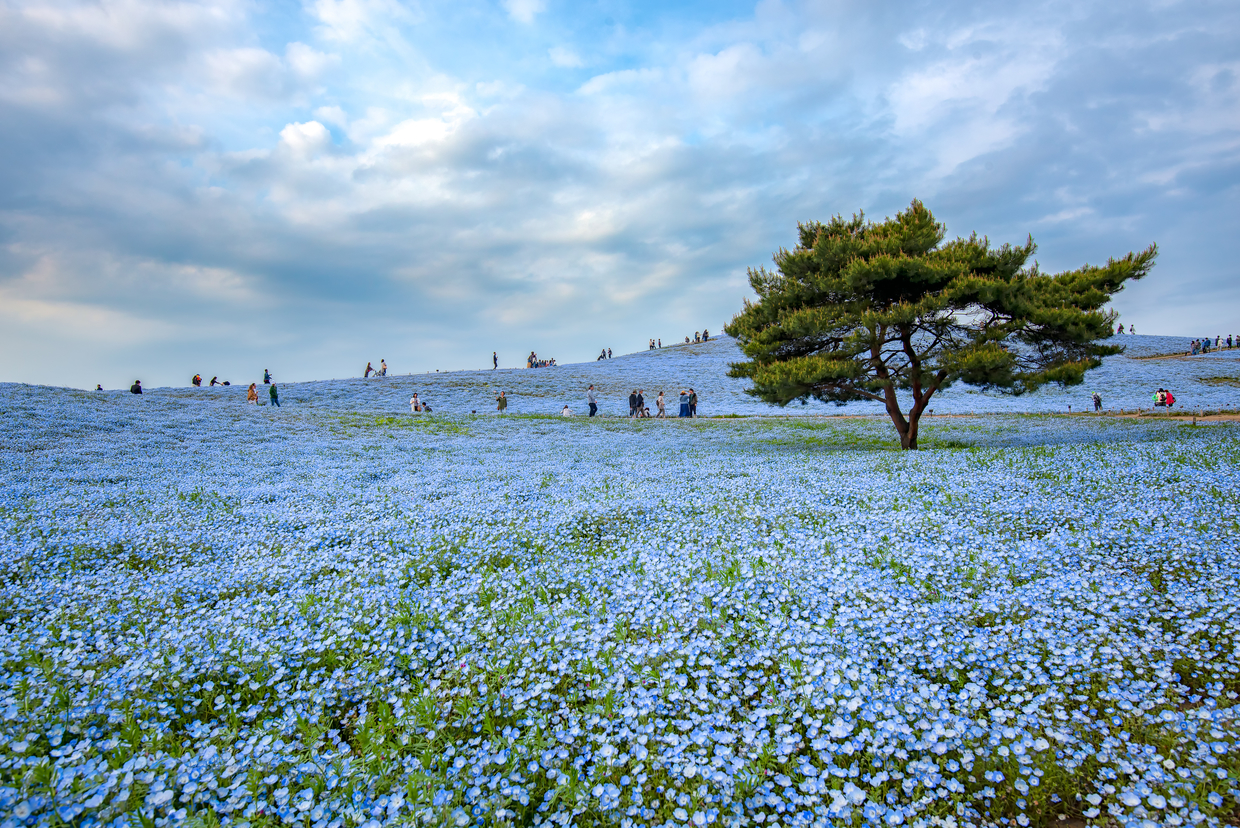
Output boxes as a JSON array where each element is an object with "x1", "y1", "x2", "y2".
[
  {"x1": 269, "y1": 383, "x2": 280, "y2": 407},
  {"x1": 628, "y1": 391, "x2": 638, "y2": 418},
  {"x1": 636, "y1": 390, "x2": 645, "y2": 415},
  {"x1": 689, "y1": 388, "x2": 698, "y2": 418},
  {"x1": 130, "y1": 380, "x2": 142, "y2": 395},
  {"x1": 263, "y1": 369, "x2": 271, "y2": 384}
]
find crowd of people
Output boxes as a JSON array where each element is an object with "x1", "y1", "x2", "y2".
[
  {"x1": 496, "y1": 385, "x2": 703, "y2": 418},
  {"x1": 527, "y1": 351, "x2": 557, "y2": 368},
  {"x1": 1188, "y1": 336, "x2": 1235, "y2": 354}
]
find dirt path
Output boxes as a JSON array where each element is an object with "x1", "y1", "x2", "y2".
[{"x1": 1110, "y1": 412, "x2": 1240, "y2": 423}]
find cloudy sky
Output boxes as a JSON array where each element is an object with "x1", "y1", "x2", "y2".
[{"x1": 1, "y1": 0, "x2": 1237, "y2": 388}]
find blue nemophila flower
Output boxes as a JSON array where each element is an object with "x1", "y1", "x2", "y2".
[{"x1": 1, "y1": 374, "x2": 1239, "y2": 826}]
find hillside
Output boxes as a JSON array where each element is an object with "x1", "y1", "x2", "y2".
[{"x1": 3, "y1": 334, "x2": 1236, "y2": 417}]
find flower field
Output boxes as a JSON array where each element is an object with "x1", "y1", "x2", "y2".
[{"x1": 1, "y1": 363, "x2": 1239, "y2": 828}]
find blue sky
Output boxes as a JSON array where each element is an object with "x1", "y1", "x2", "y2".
[{"x1": 1, "y1": 0, "x2": 1237, "y2": 389}]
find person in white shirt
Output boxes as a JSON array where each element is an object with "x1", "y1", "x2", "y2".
[{"x1": 561, "y1": 405, "x2": 574, "y2": 416}]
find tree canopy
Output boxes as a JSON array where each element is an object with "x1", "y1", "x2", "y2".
[{"x1": 724, "y1": 200, "x2": 1157, "y2": 449}]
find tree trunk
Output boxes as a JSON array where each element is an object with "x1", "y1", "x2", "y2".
[
  {"x1": 882, "y1": 386, "x2": 915, "y2": 450},
  {"x1": 900, "y1": 384, "x2": 940, "y2": 450},
  {"x1": 903, "y1": 412, "x2": 920, "y2": 450},
  {"x1": 887, "y1": 386, "x2": 937, "y2": 450}
]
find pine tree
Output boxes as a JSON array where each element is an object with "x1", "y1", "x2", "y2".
[{"x1": 725, "y1": 200, "x2": 1157, "y2": 449}]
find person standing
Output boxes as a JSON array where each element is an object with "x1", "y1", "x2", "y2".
[
  {"x1": 1129, "y1": 324, "x2": 1135, "y2": 334},
  {"x1": 636, "y1": 389, "x2": 645, "y2": 416},
  {"x1": 263, "y1": 369, "x2": 271, "y2": 384},
  {"x1": 410, "y1": 393, "x2": 420, "y2": 413},
  {"x1": 656, "y1": 391, "x2": 665, "y2": 418},
  {"x1": 379, "y1": 360, "x2": 387, "y2": 376},
  {"x1": 192, "y1": 374, "x2": 202, "y2": 387},
  {"x1": 607, "y1": 348, "x2": 612, "y2": 359},
  {"x1": 678, "y1": 390, "x2": 689, "y2": 417},
  {"x1": 95, "y1": 384, "x2": 103, "y2": 391},
  {"x1": 493, "y1": 352, "x2": 498, "y2": 369},
  {"x1": 129, "y1": 380, "x2": 142, "y2": 395},
  {"x1": 364, "y1": 362, "x2": 373, "y2": 378},
  {"x1": 628, "y1": 390, "x2": 638, "y2": 418},
  {"x1": 269, "y1": 383, "x2": 280, "y2": 407},
  {"x1": 587, "y1": 385, "x2": 598, "y2": 417},
  {"x1": 496, "y1": 391, "x2": 508, "y2": 413},
  {"x1": 1092, "y1": 392, "x2": 1102, "y2": 412},
  {"x1": 657, "y1": 338, "x2": 662, "y2": 348},
  {"x1": 247, "y1": 383, "x2": 258, "y2": 404},
  {"x1": 689, "y1": 388, "x2": 698, "y2": 418}
]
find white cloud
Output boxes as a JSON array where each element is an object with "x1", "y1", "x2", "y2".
[
  {"x1": 501, "y1": 0, "x2": 545, "y2": 25},
  {"x1": 285, "y1": 42, "x2": 339, "y2": 79},
  {"x1": 549, "y1": 46, "x2": 584, "y2": 68},
  {"x1": 307, "y1": 0, "x2": 420, "y2": 42},
  {"x1": 279, "y1": 120, "x2": 332, "y2": 157},
  {"x1": 314, "y1": 105, "x2": 349, "y2": 127}
]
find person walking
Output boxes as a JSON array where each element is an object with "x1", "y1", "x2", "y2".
[
  {"x1": 636, "y1": 389, "x2": 645, "y2": 416},
  {"x1": 496, "y1": 391, "x2": 508, "y2": 414},
  {"x1": 689, "y1": 388, "x2": 698, "y2": 418},
  {"x1": 628, "y1": 390, "x2": 638, "y2": 418},
  {"x1": 493, "y1": 352, "x2": 498, "y2": 369},
  {"x1": 678, "y1": 390, "x2": 689, "y2": 417},
  {"x1": 656, "y1": 391, "x2": 665, "y2": 418},
  {"x1": 129, "y1": 380, "x2": 142, "y2": 395},
  {"x1": 269, "y1": 383, "x2": 280, "y2": 407},
  {"x1": 587, "y1": 385, "x2": 598, "y2": 417},
  {"x1": 246, "y1": 383, "x2": 258, "y2": 404}
]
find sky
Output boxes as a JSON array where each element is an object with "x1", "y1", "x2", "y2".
[{"x1": 1, "y1": 0, "x2": 1238, "y2": 389}]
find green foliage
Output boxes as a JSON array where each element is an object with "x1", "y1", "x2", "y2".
[{"x1": 725, "y1": 200, "x2": 1157, "y2": 448}]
